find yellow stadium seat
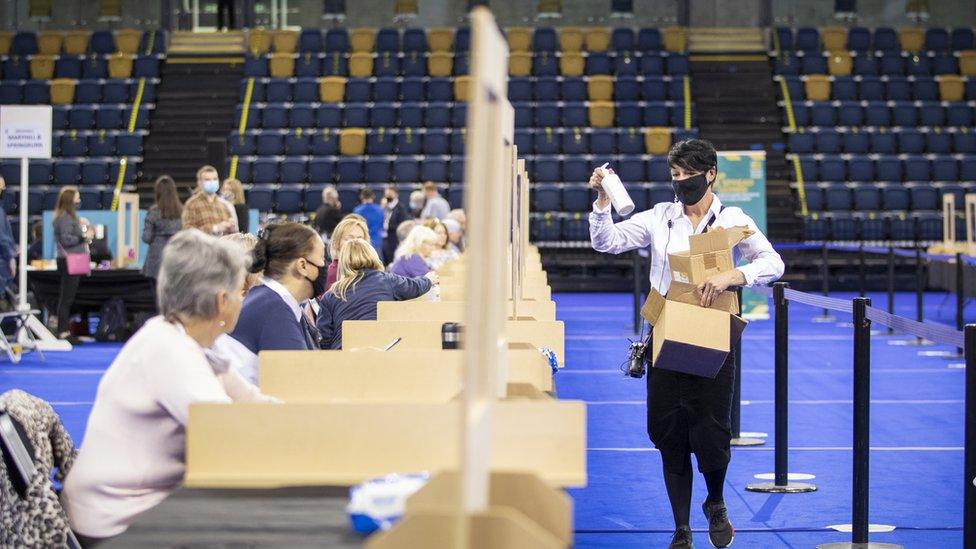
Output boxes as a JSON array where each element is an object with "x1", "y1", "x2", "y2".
[
  {"x1": 645, "y1": 127, "x2": 672, "y2": 155},
  {"x1": 339, "y1": 128, "x2": 366, "y2": 156},
  {"x1": 99, "y1": 0, "x2": 122, "y2": 19},
  {"x1": 585, "y1": 27, "x2": 610, "y2": 52},
  {"x1": 115, "y1": 29, "x2": 142, "y2": 54},
  {"x1": 0, "y1": 32, "x2": 11, "y2": 56},
  {"x1": 428, "y1": 28, "x2": 454, "y2": 52},
  {"x1": 29, "y1": 0, "x2": 52, "y2": 19},
  {"x1": 663, "y1": 26, "x2": 687, "y2": 53},
  {"x1": 63, "y1": 31, "x2": 90, "y2": 56},
  {"x1": 319, "y1": 76, "x2": 347, "y2": 103},
  {"x1": 827, "y1": 52, "x2": 853, "y2": 76},
  {"x1": 427, "y1": 52, "x2": 453, "y2": 77},
  {"x1": 395, "y1": 0, "x2": 418, "y2": 15},
  {"x1": 899, "y1": 27, "x2": 924, "y2": 52},
  {"x1": 269, "y1": 53, "x2": 294, "y2": 78},
  {"x1": 959, "y1": 51, "x2": 976, "y2": 77},
  {"x1": 821, "y1": 27, "x2": 847, "y2": 53},
  {"x1": 587, "y1": 75, "x2": 613, "y2": 101},
  {"x1": 49, "y1": 78, "x2": 75, "y2": 104},
  {"x1": 559, "y1": 27, "x2": 583, "y2": 53},
  {"x1": 350, "y1": 28, "x2": 376, "y2": 53},
  {"x1": 29, "y1": 55, "x2": 56, "y2": 80},
  {"x1": 560, "y1": 52, "x2": 584, "y2": 76},
  {"x1": 588, "y1": 101, "x2": 615, "y2": 128},
  {"x1": 538, "y1": 0, "x2": 562, "y2": 15},
  {"x1": 272, "y1": 29, "x2": 298, "y2": 53},
  {"x1": 454, "y1": 75, "x2": 471, "y2": 102},
  {"x1": 349, "y1": 52, "x2": 374, "y2": 77},
  {"x1": 37, "y1": 31, "x2": 63, "y2": 55},
  {"x1": 107, "y1": 54, "x2": 133, "y2": 79},
  {"x1": 247, "y1": 28, "x2": 271, "y2": 55},
  {"x1": 804, "y1": 75, "x2": 831, "y2": 101},
  {"x1": 509, "y1": 52, "x2": 532, "y2": 77},
  {"x1": 938, "y1": 75, "x2": 964, "y2": 102},
  {"x1": 507, "y1": 27, "x2": 532, "y2": 53}
]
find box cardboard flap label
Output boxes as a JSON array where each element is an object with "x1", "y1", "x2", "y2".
[
  {"x1": 689, "y1": 225, "x2": 754, "y2": 255},
  {"x1": 641, "y1": 289, "x2": 666, "y2": 326},
  {"x1": 666, "y1": 281, "x2": 739, "y2": 314}
]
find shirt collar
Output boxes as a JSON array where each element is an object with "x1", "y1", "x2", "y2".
[
  {"x1": 671, "y1": 193, "x2": 725, "y2": 231},
  {"x1": 262, "y1": 278, "x2": 303, "y2": 322}
]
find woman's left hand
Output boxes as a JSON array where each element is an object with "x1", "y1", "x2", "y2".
[{"x1": 698, "y1": 269, "x2": 746, "y2": 307}]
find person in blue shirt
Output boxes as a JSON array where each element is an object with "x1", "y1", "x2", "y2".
[
  {"x1": 0, "y1": 177, "x2": 17, "y2": 290},
  {"x1": 353, "y1": 188, "x2": 385, "y2": 263},
  {"x1": 227, "y1": 222, "x2": 327, "y2": 375},
  {"x1": 317, "y1": 238, "x2": 435, "y2": 350}
]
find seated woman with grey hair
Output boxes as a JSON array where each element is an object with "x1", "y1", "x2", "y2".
[{"x1": 61, "y1": 230, "x2": 275, "y2": 546}]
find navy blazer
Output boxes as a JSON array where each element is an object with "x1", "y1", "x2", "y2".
[{"x1": 230, "y1": 284, "x2": 312, "y2": 353}]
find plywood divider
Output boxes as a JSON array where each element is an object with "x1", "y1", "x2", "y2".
[
  {"x1": 365, "y1": 507, "x2": 562, "y2": 549},
  {"x1": 440, "y1": 282, "x2": 552, "y2": 302},
  {"x1": 376, "y1": 300, "x2": 556, "y2": 322},
  {"x1": 258, "y1": 348, "x2": 554, "y2": 401},
  {"x1": 341, "y1": 319, "x2": 565, "y2": 366},
  {"x1": 184, "y1": 400, "x2": 586, "y2": 488}
]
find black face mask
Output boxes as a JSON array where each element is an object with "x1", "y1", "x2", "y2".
[
  {"x1": 672, "y1": 172, "x2": 712, "y2": 206},
  {"x1": 304, "y1": 258, "x2": 328, "y2": 298}
]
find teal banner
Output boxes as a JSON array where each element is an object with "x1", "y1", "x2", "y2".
[{"x1": 716, "y1": 151, "x2": 769, "y2": 320}]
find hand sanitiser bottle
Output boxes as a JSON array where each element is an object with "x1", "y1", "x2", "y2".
[{"x1": 597, "y1": 163, "x2": 635, "y2": 216}]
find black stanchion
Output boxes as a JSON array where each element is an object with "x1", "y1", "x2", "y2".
[
  {"x1": 858, "y1": 238, "x2": 866, "y2": 299},
  {"x1": 813, "y1": 241, "x2": 835, "y2": 323},
  {"x1": 747, "y1": 282, "x2": 816, "y2": 494},
  {"x1": 886, "y1": 245, "x2": 895, "y2": 336},
  {"x1": 818, "y1": 297, "x2": 901, "y2": 549},
  {"x1": 631, "y1": 250, "x2": 641, "y2": 335},
  {"x1": 957, "y1": 254, "x2": 965, "y2": 356},
  {"x1": 965, "y1": 324, "x2": 976, "y2": 549},
  {"x1": 731, "y1": 286, "x2": 764, "y2": 447}
]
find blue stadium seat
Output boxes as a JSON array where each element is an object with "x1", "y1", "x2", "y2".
[
  {"x1": 322, "y1": 52, "x2": 348, "y2": 76},
  {"x1": 876, "y1": 156, "x2": 902, "y2": 182},
  {"x1": 859, "y1": 215, "x2": 887, "y2": 240},
  {"x1": 302, "y1": 184, "x2": 325, "y2": 212},
  {"x1": 639, "y1": 78, "x2": 667, "y2": 101},
  {"x1": 54, "y1": 57, "x2": 82, "y2": 79},
  {"x1": 256, "y1": 132, "x2": 283, "y2": 156},
  {"x1": 775, "y1": 27, "x2": 794, "y2": 52},
  {"x1": 374, "y1": 52, "x2": 400, "y2": 77},
  {"x1": 53, "y1": 160, "x2": 81, "y2": 185},
  {"x1": 561, "y1": 128, "x2": 588, "y2": 155},
  {"x1": 266, "y1": 80, "x2": 291, "y2": 102},
  {"x1": 246, "y1": 185, "x2": 274, "y2": 211},
  {"x1": 614, "y1": 53, "x2": 639, "y2": 76},
  {"x1": 618, "y1": 129, "x2": 643, "y2": 154},
  {"x1": 533, "y1": 76, "x2": 557, "y2": 101},
  {"x1": 391, "y1": 129, "x2": 419, "y2": 155},
  {"x1": 967, "y1": 80, "x2": 976, "y2": 101},
  {"x1": 508, "y1": 77, "x2": 532, "y2": 101},
  {"x1": 919, "y1": 104, "x2": 945, "y2": 127},
  {"x1": 666, "y1": 54, "x2": 689, "y2": 75},
  {"x1": 824, "y1": 185, "x2": 851, "y2": 210},
  {"x1": 289, "y1": 104, "x2": 315, "y2": 128},
  {"x1": 293, "y1": 76, "x2": 319, "y2": 101},
  {"x1": 801, "y1": 55, "x2": 827, "y2": 75},
  {"x1": 959, "y1": 157, "x2": 976, "y2": 180},
  {"x1": 449, "y1": 158, "x2": 464, "y2": 182},
  {"x1": 816, "y1": 129, "x2": 841, "y2": 154},
  {"x1": 311, "y1": 130, "x2": 338, "y2": 156},
  {"x1": 879, "y1": 53, "x2": 904, "y2": 76},
  {"x1": 87, "y1": 133, "x2": 116, "y2": 156},
  {"x1": 641, "y1": 102, "x2": 667, "y2": 126},
  {"x1": 90, "y1": 31, "x2": 116, "y2": 54},
  {"x1": 891, "y1": 103, "x2": 917, "y2": 127},
  {"x1": 451, "y1": 130, "x2": 466, "y2": 154},
  {"x1": 864, "y1": 102, "x2": 890, "y2": 126},
  {"x1": 422, "y1": 78, "x2": 449, "y2": 101},
  {"x1": 364, "y1": 157, "x2": 391, "y2": 182},
  {"x1": 0, "y1": 82, "x2": 22, "y2": 104},
  {"x1": 72, "y1": 80, "x2": 100, "y2": 103},
  {"x1": 425, "y1": 103, "x2": 451, "y2": 128},
  {"x1": 586, "y1": 53, "x2": 612, "y2": 75},
  {"x1": 343, "y1": 78, "x2": 370, "y2": 102},
  {"x1": 324, "y1": 28, "x2": 349, "y2": 53},
  {"x1": 884, "y1": 77, "x2": 910, "y2": 101},
  {"x1": 561, "y1": 214, "x2": 589, "y2": 240},
  {"x1": 612, "y1": 28, "x2": 636, "y2": 51},
  {"x1": 125, "y1": 106, "x2": 150, "y2": 129},
  {"x1": 897, "y1": 129, "x2": 925, "y2": 154},
  {"x1": 396, "y1": 52, "x2": 422, "y2": 77},
  {"x1": 853, "y1": 76, "x2": 881, "y2": 101},
  {"x1": 447, "y1": 184, "x2": 464, "y2": 208},
  {"x1": 831, "y1": 77, "x2": 856, "y2": 100},
  {"x1": 932, "y1": 157, "x2": 958, "y2": 182},
  {"x1": 393, "y1": 157, "x2": 419, "y2": 182},
  {"x1": 533, "y1": 28, "x2": 557, "y2": 52},
  {"x1": 819, "y1": 156, "x2": 845, "y2": 182},
  {"x1": 337, "y1": 158, "x2": 364, "y2": 183},
  {"x1": 343, "y1": 104, "x2": 368, "y2": 127},
  {"x1": 789, "y1": 132, "x2": 814, "y2": 153},
  {"x1": 367, "y1": 129, "x2": 396, "y2": 155},
  {"x1": 795, "y1": 27, "x2": 820, "y2": 52},
  {"x1": 81, "y1": 159, "x2": 109, "y2": 185},
  {"x1": 133, "y1": 56, "x2": 160, "y2": 78},
  {"x1": 82, "y1": 57, "x2": 108, "y2": 79},
  {"x1": 851, "y1": 55, "x2": 878, "y2": 76},
  {"x1": 882, "y1": 185, "x2": 909, "y2": 210},
  {"x1": 402, "y1": 28, "x2": 427, "y2": 53},
  {"x1": 454, "y1": 51, "x2": 470, "y2": 75},
  {"x1": 280, "y1": 158, "x2": 307, "y2": 183},
  {"x1": 375, "y1": 28, "x2": 400, "y2": 52},
  {"x1": 924, "y1": 28, "x2": 949, "y2": 53},
  {"x1": 638, "y1": 28, "x2": 662, "y2": 51},
  {"x1": 533, "y1": 157, "x2": 560, "y2": 182},
  {"x1": 309, "y1": 158, "x2": 335, "y2": 182},
  {"x1": 555, "y1": 77, "x2": 582, "y2": 101},
  {"x1": 873, "y1": 28, "x2": 899, "y2": 52},
  {"x1": 912, "y1": 78, "x2": 939, "y2": 101},
  {"x1": 530, "y1": 103, "x2": 555, "y2": 127},
  {"x1": 563, "y1": 103, "x2": 587, "y2": 127},
  {"x1": 562, "y1": 185, "x2": 592, "y2": 212},
  {"x1": 649, "y1": 184, "x2": 674, "y2": 206},
  {"x1": 78, "y1": 187, "x2": 102, "y2": 210},
  {"x1": 117, "y1": 133, "x2": 141, "y2": 156},
  {"x1": 910, "y1": 185, "x2": 939, "y2": 210},
  {"x1": 810, "y1": 103, "x2": 837, "y2": 126},
  {"x1": 395, "y1": 104, "x2": 420, "y2": 127},
  {"x1": 534, "y1": 129, "x2": 559, "y2": 154},
  {"x1": 774, "y1": 54, "x2": 800, "y2": 76},
  {"x1": 906, "y1": 55, "x2": 931, "y2": 76},
  {"x1": 803, "y1": 215, "x2": 829, "y2": 240},
  {"x1": 316, "y1": 104, "x2": 342, "y2": 127},
  {"x1": 617, "y1": 157, "x2": 645, "y2": 182},
  {"x1": 951, "y1": 28, "x2": 974, "y2": 51},
  {"x1": 954, "y1": 133, "x2": 976, "y2": 154},
  {"x1": 23, "y1": 81, "x2": 49, "y2": 104},
  {"x1": 842, "y1": 131, "x2": 870, "y2": 154},
  {"x1": 251, "y1": 158, "x2": 278, "y2": 183},
  {"x1": 68, "y1": 106, "x2": 95, "y2": 129},
  {"x1": 563, "y1": 158, "x2": 589, "y2": 182},
  {"x1": 60, "y1": 134, "x2": 87, "y2": 157},
  {"x1": 869, "y1": 131, "x2": 896, "y2": 154},
  {"x1": 614, "y1": 76, "x2": 640, "y2": 101},
  {"x1": 370, "y1": 103, "x2": 397, "y2": 127},
  {"x1": 282, "y1": 130, "x2": 309, "y2": 156},
  {"x1": 298, "y1": 29, "x2": 323, "y2": 52},
  {"x1": 925, "y1": 131, "x2": 952, "y2": 154},
  {"x1": 847, "y1": 27, "x2": 870, "y2": 52},
  {"x1": 848, "y1": 156, "x2": 873, "y2": 181},
  {"x1": 12, "y1": 32, "x2": 38, "y2": 55},
  {"x1": 648, "y1": 157, "x2": 670, "y2": 181},
  {"x1": 275, "y1": 184, "x2": 304, "y2": 213},
  {"x1": 852, "y1": 185, "x2": 881, "y2": 210},
  {"x1": 640, "y1": 54, "x2": 664, "y2": 76},
  {"x1": 932, "y1": 54, "x2": 958, "y2": 75},
  {"x1": 233, "y1": 159, "x2": 251, "y2": 183},
  {"x1": 533, "y1": 185, "x2": 560, "y2": 212},
  {"x1": 887, "y1": 214, "x2": 914, "y2": 240},
  {"x1": 94, "y1": 105, "x2": 123, "y2": 129},
  {"x1": 514, "y1": 129, "x2": 531, "y2": 153},
  {"x1": 903, "y1": 156, "x2": 929, "y2": 181},
  {"x1": 585, "y1": 129, "x2": 613, "y2": 155},
  {"x1": 803, "y1": 184, "x2": 824, "y2": 211},
  {"x1": 261, "y1": 105, "x2": 288, "y2": 128}
]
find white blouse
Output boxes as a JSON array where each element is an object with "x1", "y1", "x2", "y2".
[{"x1": 61, "y1": 317, "x2": 272, "y2": 538}]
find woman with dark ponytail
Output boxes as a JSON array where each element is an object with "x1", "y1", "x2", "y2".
[{"x1": 225, "y1": 222, "x2": 327, "y2": 377}]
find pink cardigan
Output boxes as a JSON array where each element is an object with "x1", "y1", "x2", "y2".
[{"x1": 61, "y1": 317, "x2": 273, "y2": 538}]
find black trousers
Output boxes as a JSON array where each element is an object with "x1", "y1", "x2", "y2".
[
  {"x1": 646, "y1": 346, "x2": 735, "y2": 475},
  {"x1": 56, "y1": 258, "x2": 81, "y2": 334},
  {"x1": 217, "y1": 0, "x2": 235, "y2": 30}
]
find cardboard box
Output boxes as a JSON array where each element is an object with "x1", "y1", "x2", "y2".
[
  {"x1": 668, "y1": 225, "x2": 754, "y2": 285},
  {"x1": 665, "y1": 280, "x2": 739, "y2": 314},
  {"x1": 640, "y1": 287, "x2": 747, "y2": 378}
]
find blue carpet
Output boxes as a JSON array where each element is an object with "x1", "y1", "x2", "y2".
[{"x1": 0, "y1": 291, "x2": 966, "y2": 547}]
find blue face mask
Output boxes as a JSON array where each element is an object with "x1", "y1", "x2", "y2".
[{"x1": 203, "y1": 179, "x2": 220, "y2": 195}]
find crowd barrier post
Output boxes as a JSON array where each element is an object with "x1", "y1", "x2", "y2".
[
  {"x1": 746, "y1": 282, "x2": 816, "y2": 494},
  {"x1": 813, "y1": 241, "x2": 835, "y2": 323},
  {"x1": 731, "y1": 286, "x2": 764, "y2": 446},
  {"x1": 858, "y1": 236, "x2": 866, "y2": 299},
  {"x1": 886, "y1": 246, "x2": 895, "y2": 335},
  {"x1": 818, "y1": 297, "x2": 902, "y2": 549},
  {"x1": 965, "y1": 324, "x2": 975, "y2": 549},
  {"x1": 957, "y1": 253, "x2": 965, "y2": 356}
]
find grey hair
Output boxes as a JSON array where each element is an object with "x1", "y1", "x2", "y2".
[{"x1": 157, "y1": 229, "x2": 249, "y2": 321}]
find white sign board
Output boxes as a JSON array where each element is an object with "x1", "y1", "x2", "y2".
[{"x1": 0, "y1": 105, "x2": 52, "y2": 159}]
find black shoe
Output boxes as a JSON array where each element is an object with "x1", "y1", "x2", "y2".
[
  {"x1": 702, "y1": 500, "x2": 734, "y2": 548},
  {"x1": 668, "y1": 526, "x2": 694, "y2": 549}
]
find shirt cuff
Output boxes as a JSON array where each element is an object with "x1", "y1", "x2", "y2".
[
  {"x1": 592, "y1": 201, "x2": 612, "y2": 215},
  {"x1": 736, "y1": 264, "x2": 758, "y2": 287}
]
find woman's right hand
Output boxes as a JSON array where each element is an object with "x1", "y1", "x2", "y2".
[{"x1": 589, "y1": 167, "x2": 612, "y2": 209}]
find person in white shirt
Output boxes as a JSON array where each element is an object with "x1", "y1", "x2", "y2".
[
  {"x1": 420, "y1": 181, "x2": 450, "y2": 220},
  {"x1": 589, "y1": 139, "x2": 784, "y2": 549},
  {"x1": 61, "y1": 230, "x2": 276, "y2": 545}
]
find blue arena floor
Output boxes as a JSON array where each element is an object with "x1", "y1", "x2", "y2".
[{"x1": 0, "y1": 291, "x2": 967, "y2": 548}]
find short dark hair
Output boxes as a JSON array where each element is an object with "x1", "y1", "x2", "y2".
[
  {"x1": 359, "y1": 187, "x2": 375, "y2": 201},
  {"x1": 667, "y1": 139, "x2": 717, "y2": 173},
  {"x1": 252, "y1": 222, "x2": 319, "y2": 280}
]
